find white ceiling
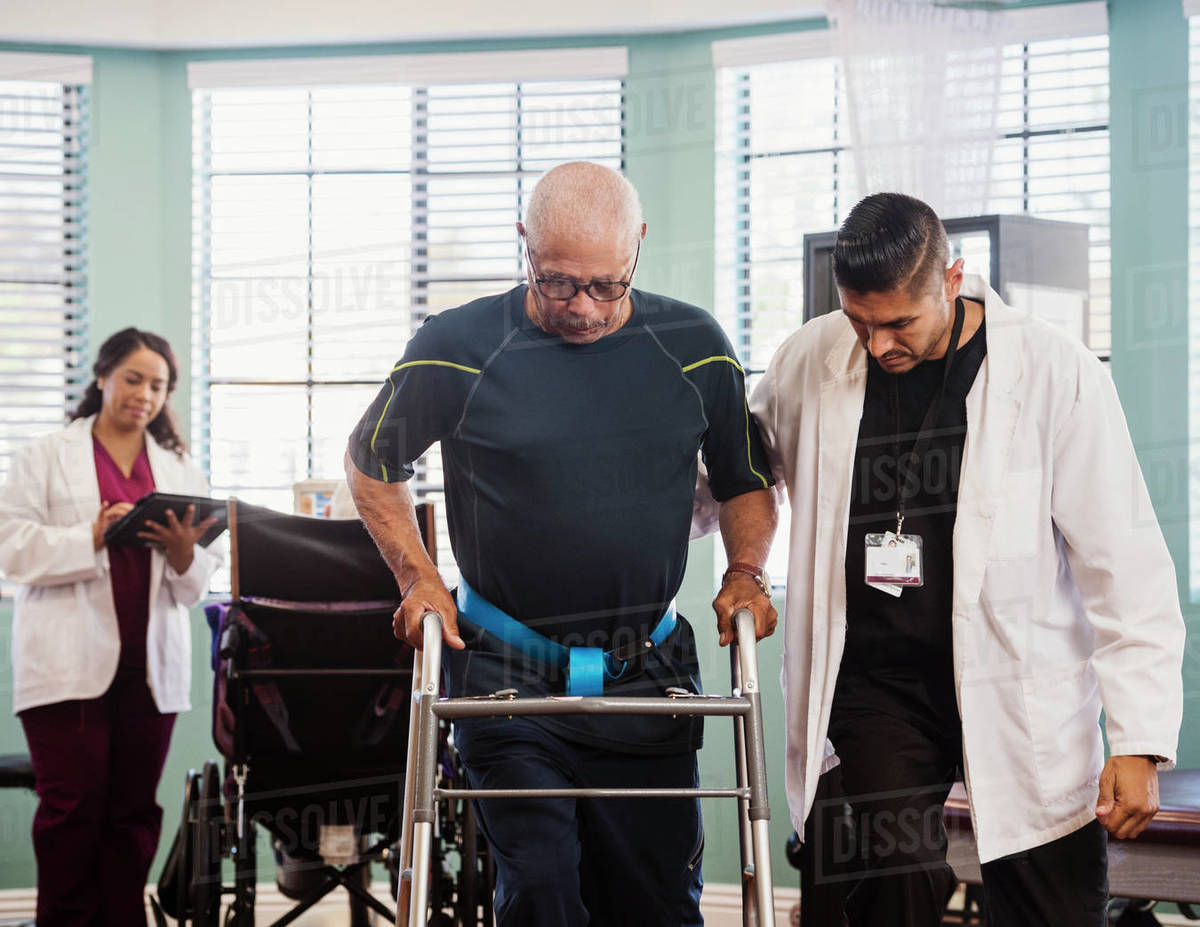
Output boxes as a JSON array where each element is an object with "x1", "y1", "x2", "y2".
[{"x1": 0, "y1": 0, "x2": 824, "y2": 50}]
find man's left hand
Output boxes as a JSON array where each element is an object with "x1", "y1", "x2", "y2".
[
  {"x1": 1095, "y1": 755, "x2": 1160, "y2": 839},
  {"x1": 712, "y1": 573, "x2": 777, "y2": 647}
]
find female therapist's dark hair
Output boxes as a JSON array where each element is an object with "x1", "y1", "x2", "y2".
[
  {"x1": 832, "y1": 192, "x2": 950, "y2": 298},
  {"x1": 70, "y1": 327, "x2": 186, "y2": 454}
]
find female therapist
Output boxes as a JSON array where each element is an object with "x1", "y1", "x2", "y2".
[{"x1": 0, "y1": 327, "x2": 221, "y2": 926}]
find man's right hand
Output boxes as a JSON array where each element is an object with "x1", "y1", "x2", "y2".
[
  {"x1": 344, "y1": 448, "x2": 463, "y2": 652},
  {"x1": 395, "y1": 574, "x2": 465, "y2": 651},
  {"x1": 93, "y1": 501, "x2": 134, "y2": 550}
]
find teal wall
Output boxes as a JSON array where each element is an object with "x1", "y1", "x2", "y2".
[
  {"x1": 0, "y1": 0, "x2": 1195, "y2": 899},
  {"x1": 1108, "y1": 0, "x2": 1199, "y2": 771}
]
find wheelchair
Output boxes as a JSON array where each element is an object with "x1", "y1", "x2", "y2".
[{"x1": 155, "y1": 498, "x2": 493, "y2": 927}]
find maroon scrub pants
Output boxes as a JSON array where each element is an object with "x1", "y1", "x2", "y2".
[{"x1": 19, "y1": 668, "x2": 176, "y2": 927}]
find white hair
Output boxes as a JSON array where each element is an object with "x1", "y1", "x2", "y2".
[{"x1": 522, "y1": 161, "x2": 644, "y2": 256}]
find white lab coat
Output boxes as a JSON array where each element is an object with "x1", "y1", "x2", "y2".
[
  {"x1": 0, "y1": 414, "x2": 221, "y2": 715},
  {"x1": 744, "y1": 275, "x2": 1185, "y2": 863}
]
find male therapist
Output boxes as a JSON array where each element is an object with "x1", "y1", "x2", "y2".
[
  {"x1": 346, "y1": 162, "x2": 778, "y2": 926},
  {"x1": 750, "y1": 193, "x2": 1185, "y2": 926}
]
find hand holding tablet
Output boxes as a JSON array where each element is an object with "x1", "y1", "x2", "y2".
[{"x1": 103, "y1": 492, "x2": 228, "y2": 550}]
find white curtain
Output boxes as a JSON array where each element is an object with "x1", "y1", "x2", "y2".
[{"x1": 825, "y1": 0, "x2": 1005, "y2": 217}]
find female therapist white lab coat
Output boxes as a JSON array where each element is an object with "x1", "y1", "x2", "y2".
[
  {"x1": 740, "y1": 275, "x2": 1185, "y2": 863},
  {"x1": 0, "y1": 414, "x2": 221, "y2": 714}
]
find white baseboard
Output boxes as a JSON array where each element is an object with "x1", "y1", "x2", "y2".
[
  {"x1": 698, "y1": 883, "x2": 800, "y2": 926},
  {"x1": 217, "y1": 881, "x2": 803, "y2": 926},
  {"x1": 0, "y1": 888, "x2": 36, "y2": 921},
  {"x1": 0, "y1": 882, "x2": 802, "y2": 925},
  {"x1": 0, "y1": 883, "x2": 1187, "y2": 926}
]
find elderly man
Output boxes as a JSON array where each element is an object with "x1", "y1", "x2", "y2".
[
  {"x1": 345, "y1": 161, "x2": 778, "y2": 927},
  {"x1": 747, "y1": 192, "x2": 1185, "y2": 926}
]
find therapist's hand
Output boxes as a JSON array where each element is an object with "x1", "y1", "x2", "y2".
[
  {"x1": 395, "y1": 573, "x2": 464, "y2": 651},
  {"x1": 137, "y1": 504, "x2": 218, "y2": 574},
  {"x1": 712, "y1": 573, "x2": 777, "y2": 647},
  {"x1": 93, "y1": 501, "x2": 134, "y2": 550},
  {"x1": 1095, "y1": 755, "x2": 1160, "y2": 839}
]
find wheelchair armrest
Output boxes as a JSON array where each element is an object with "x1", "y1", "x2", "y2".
[{"x1": 219, "y1": 622, "x2": 240, "y2": 660}]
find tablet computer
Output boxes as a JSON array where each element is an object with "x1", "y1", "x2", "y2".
[{"x1": 103, "y1": 492, "x2": 228, "y2": 548}]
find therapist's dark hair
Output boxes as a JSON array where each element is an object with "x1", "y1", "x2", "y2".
[
  {"x1": 833, "y1": 192, "x2": 949, "y2": 298},
  {"x1": 70, "y1": 327, "x2": 185, "y2": 454}
]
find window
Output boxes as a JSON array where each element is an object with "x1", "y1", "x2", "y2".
[
  {"x1": 715, "y1": 47, "x2": 859, "y2": 380},
  {"x1": 715, "y1": 11, "x2": 1110, "y2": 584},
  {"x1": 716, "y1": 30, "x2": 1110, "y2": 374},
  {"x1": 191, "y1": 51, "x2": 625, "y2": 578},
  {"x1": 989, "y1": 33, "x2": 1111, "y2": 355},
  {"x1": 0, "y1": 55, "x2": 90, "y2": 492}
]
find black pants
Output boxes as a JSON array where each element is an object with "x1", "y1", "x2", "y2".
[
  {"x1": 815, "y1": 704, "x2": 1108, "y2": 927},
  {"x1": 453, "y1": 715, "x2": 704, "y2": 927}
]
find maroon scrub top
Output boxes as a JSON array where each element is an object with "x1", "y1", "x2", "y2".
[{"x1": 93, "y1": 436, "x2": 155, "y2": 669}]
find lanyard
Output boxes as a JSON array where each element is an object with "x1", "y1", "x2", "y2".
[{"x1": 891, "y1": 296, "x2": 966, "y2": 536}]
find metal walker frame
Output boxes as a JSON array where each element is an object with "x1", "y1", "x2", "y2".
[{"x1": 396, "y1": 607, "x2": 776, "y2": 926}]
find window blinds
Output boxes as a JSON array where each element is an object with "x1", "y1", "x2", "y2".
[
  {"x1": 191, "y1": 50, "x2": 626, "y2": 576},
  {"x1": 715, "y1": 11, "x2": 1111, "y2": 380},
  {"x1": 0, "y1": 54, "x2": 90, "y2": 490}
]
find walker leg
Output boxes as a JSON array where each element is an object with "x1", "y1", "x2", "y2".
[
  {"x1": 734, "y1": 609, "x2": 775, "y2": 926},
  {"x1": 407, "y1": 614, "x2": 446, "y2": 927},
  {"x1": 731, "y1": 640, "x2": 759, "y2": 927},
  {"x1": 752, "y1": 818, "x2": 775, "y2": 922},
  {"x1": 396, "y1": 644, "x2": 425, "y2": 926}
]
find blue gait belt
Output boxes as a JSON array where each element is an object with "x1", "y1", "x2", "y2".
[{"x1": 455, "y1": 579, "x2": 677, "y2": 697}]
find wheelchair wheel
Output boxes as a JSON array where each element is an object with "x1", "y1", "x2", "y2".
[
  {"x1": 178, "y1": 770, "x2": 201, "y2": 923},
  {"x1": 457, "y1": 799, "x2": 479, "y2": 926},
  {"x1": 191, "y1": 761, "x2": 223, "y2": 926}
]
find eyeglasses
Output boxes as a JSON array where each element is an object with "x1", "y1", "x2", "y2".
[{"x1": 525, "y1": 240, "x2": 640, "y2": 303}]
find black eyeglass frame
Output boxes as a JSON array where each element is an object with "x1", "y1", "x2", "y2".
[{"x1": 524, "y1": 239, "x2": 641, "y2": 303}]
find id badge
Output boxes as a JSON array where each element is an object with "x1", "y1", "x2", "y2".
[{"x1": 864, "y1": 531, "x2": 924, "y2": 589}]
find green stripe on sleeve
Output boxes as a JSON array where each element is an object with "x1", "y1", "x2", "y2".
[
  {"x1": 391, "y1": 359, "x2": 483, "y2": 375},
  {"x1": 368, "y1": 360, "x2": 480, "y2": 479},
  {"x1": 369, "y1": 378, "x2": 399, "y2": 479},
  {"x1": 680, "y1": 355, "x2": 745, "y2": 375},
  {"x1": 681, "y1": 353, "x2": 767, "y2": 490},
  {"x1": 743, "y1": 399, "x2": 769, "y2": 489}
]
